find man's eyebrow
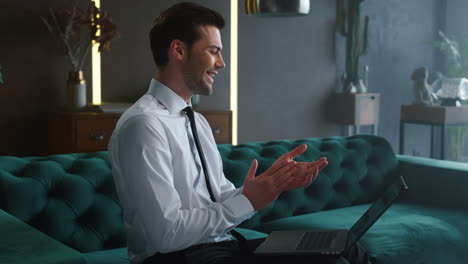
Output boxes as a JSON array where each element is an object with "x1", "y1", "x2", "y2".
[{"x1": 208, "y1": 46, "x2": 222, "y2": 51}]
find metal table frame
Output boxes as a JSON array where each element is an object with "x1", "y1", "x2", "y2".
[
  {"x1": 399, "y1": 121, "x2": 468, "y2": 160},
  {"x1": 399, "y1": 105, "x2": 468, "y2": 160}
]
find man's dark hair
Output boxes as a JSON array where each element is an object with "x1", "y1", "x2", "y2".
[{"x1": 150, "y1": 2, "x2": 225, "y2": 67}]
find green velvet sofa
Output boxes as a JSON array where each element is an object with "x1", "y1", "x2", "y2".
[{"x1": 1, "y1": 135, "x2": 468, "y2": 264}]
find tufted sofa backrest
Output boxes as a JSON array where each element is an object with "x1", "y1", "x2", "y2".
[
  {"x1": 0, "y1": 152, "x2": 125, "y2": 253},
  {"x1": 218, "y1": 135, "x2": 399, "y2": 229},
  {"x1": 0, "y1": 135, "x2": 397, "y2": 252}
]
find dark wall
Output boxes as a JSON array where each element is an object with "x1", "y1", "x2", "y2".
[
  {"x1": 237, "y1": 0, "x2": 337, "y2": 143},
  {"x1": 446, "y1": 0, "x2": 467, "y2": 36},
  {"x1": 0, "y1": 0, "x2": 452, "y2": 157}
]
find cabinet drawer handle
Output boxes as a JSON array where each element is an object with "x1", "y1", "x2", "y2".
[
  {"x1": 89, "y1": 133, "x2": 105, "y2": 141},
  {"x1": 212, "y1": 126, "x2": 221, "y2": 135}
]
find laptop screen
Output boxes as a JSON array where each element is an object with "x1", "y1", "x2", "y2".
[{"x1": 346, "y1": 176, "x2": 408, "y2": 250}]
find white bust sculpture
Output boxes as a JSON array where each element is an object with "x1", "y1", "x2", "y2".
[{"x1": 411, "y1": 67, "x2": 437, "y2": 105}]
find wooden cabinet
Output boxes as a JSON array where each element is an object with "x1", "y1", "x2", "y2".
[
  {"x1": 198, "y1": 110, "x2": 232, "y2": 144},
  {"x1": 47, "y1": 110, "x2": 232, "y2": 154},
  {"x1": 47, "y1": 112, "x2": 120, "y2": 154}
]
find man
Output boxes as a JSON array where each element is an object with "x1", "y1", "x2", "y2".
[{"x1": 108, "y1": 2, "x2": 369, "y2": 264}]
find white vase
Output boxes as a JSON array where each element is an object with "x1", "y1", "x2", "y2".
[
  {"x1": 66, "y1": 71, "x2": 87, "y2": 111},
  {"x1": 356, "y1": 79, "x2": 367, "y2": 93}
]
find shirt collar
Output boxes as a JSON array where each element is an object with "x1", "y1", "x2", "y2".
[{"x1": 148, "y1": 79, "x2": 191, "y2": 114}]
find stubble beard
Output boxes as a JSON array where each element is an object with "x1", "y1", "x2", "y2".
[
  {"x1": 184, "y1": 48, "x2": 213, "y2": 96},
  {"x1": 183, "y1": 69, "x2": 213, "y2": 96}
]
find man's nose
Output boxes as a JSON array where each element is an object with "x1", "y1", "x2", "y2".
[{"x1": 215, "y1": 53, "x2": 225, "y2": 69}]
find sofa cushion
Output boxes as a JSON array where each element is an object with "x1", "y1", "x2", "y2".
[
  {"x1": 255, "y1": 203, "x2": 468, "y2": 264},
  {"x1": 0, "y1": 152, "x2": 126, "y2": 252},
  {"x1": 398, "y1": 154, "x2": 468, "y2": 211},
  {"x1": 233, "y1": 227, "x2": 268, "y2": 240},
  {"x1": 0, "y1": 209, "x2": 86, "y2": 264},
  {"x1": 83, "y1": 248, "x2": 129, "y2": 264},
  {"x1": 218, "y1": 135, "x2": 399, "y2": 229}
]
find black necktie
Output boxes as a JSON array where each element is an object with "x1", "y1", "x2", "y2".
[
  {"x1": 182, "y1": 106, "x2": 247, "y2": 244},
  {"x1": 183, "y1": 106, "x2": 216, "y2": 202}
]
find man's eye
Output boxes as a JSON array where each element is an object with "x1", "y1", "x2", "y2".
[{"x1": 209, "y1": 50, "x2": 218, "y2": 55}]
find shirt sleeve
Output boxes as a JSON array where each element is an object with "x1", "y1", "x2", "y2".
[
  {"x1": 110, "y1": 114, "x2": 254, "y2": 253},
  {"x1": 196, "y1": 113, "x2": 254, "y2": 210},
  {"x1": 217, "y1": 154, "x2": 247, "y2": 202}
]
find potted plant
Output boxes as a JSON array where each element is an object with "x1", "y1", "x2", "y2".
[
  {"x1": 430, "y1": 31, "x2": 468, "y2": 161},
  {"x1": 336, "y1": 0, "x2": 370, "y2": 93},
  {"x1": 41, "y1": 0, "x2": 119, "y2": 111}
]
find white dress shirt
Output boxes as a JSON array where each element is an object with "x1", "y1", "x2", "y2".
[{"x1": 108, "y1": 79, "x2": 255, "y2": 264}]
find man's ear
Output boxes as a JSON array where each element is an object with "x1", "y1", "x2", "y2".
[{"x1": 168, "y1": 40, "x2": 187, "y2": 61}]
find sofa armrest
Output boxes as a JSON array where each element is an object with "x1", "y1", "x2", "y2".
[
  {"x1": 0, "y1": 209, "x2": 86, "y2": 264},
  {"x1": 397, "y1": 154, "x2": 468, "y2": 211}
]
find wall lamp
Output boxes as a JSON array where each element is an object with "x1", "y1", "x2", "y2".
[{"x1": 246, "y1": 0, "x2": 310, "y2": 16}]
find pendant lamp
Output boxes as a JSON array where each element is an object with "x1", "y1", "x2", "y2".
[{"x1": 246, "y1": 0, "x2": 310, "y2": 16}]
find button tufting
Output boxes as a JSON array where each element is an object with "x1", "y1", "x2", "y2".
[
  {"x1": 0, "y1": 135, "x2": 398, "y2": 252},
  {"x1": 340, "y1": 159, "x2": 352, "y2": 168}
]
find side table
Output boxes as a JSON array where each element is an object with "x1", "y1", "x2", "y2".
[
  {"x1": 333, "y1": 93, "x2": 380, "y2": 135},
  {"x1": 399, "y1": 105, "x2": 468, "y2": 160}
]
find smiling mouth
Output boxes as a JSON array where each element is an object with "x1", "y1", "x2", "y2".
[{"x1": 206, "y1": 71, "x2": 217, "y2": 83}]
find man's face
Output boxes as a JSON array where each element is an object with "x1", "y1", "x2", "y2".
[{"x1": 183, "y1": 25, "x2": 225, "y2": 96}]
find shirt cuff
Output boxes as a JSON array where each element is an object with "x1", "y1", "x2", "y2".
[{"x1": 223, "y1": 194, "x2": 255, "y2": 222}]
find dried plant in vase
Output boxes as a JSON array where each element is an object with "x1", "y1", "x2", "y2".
[
  {"x1": 41, "y1": 0, "x2": 119, "y2": 110},
  {"x1": 41, "y1": 0, "x2": 119, "y2": 71}
]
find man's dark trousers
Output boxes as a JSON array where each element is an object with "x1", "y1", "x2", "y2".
[{"x1": 143, "y1": 238, "x2": 372, "y2": 264}]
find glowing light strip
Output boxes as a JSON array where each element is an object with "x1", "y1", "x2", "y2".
[
  {"x1": 230, "y1": 0, "x2": 238, "y2": 145},
  {"x1": 92, "y1": 0, "x2": 101, "y2": 104}
]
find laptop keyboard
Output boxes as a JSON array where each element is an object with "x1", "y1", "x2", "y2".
[{"x1": 296, "y1": 231, "x2": 338, "y2": 250}]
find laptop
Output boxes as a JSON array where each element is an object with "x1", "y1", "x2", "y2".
[{"x1": 254, "y1": 175, "x2": 408, "y2": 256}]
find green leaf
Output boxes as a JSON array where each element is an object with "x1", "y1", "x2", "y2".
[{"x1": 0, "y1": 65, "x2": 3, "y2": 84}]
